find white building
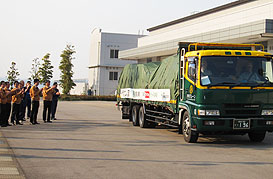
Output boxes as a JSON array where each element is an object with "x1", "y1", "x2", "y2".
[
  {"x1": 89, "y1": 28, "x2": 143, "y2": 96},
  {"x1": 120, "y1": 0, "x2": 273, "y2": 62},
  {"x1": 69, "y1": 79, "x2": 89, "y2": 95},
  {"x1": 56, "y1": 79, "x2": 88, "y2": 95}
]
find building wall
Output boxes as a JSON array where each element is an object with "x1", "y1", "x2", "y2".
[
  {"x1": 89, "y1": 29, "x2": 143, "y2": 95},
  {"x1": 98, "y1": 67, "x2": 124, "y2": 95},
  {"x1": 69, "y1": 82, "x2": 88, "y2": 95},
  {"x1": 90, "y1": 28, "x2": 102, "y2": 67},
  {"x1": 138, "y1": 0, "x2": 273, "y2": 47},
  {"x1": 268, "y1": 39, "x2": 273, "y2": 54},
  {"x1": 88, "y1": 67, "x2": 100, "y2": 95},
  {"x1": 100, "y1": 33, "x2": 141, "y2": 66}
]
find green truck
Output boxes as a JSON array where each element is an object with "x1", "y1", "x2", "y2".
[{"x1": 117, "y1": 42, "x2": 273, "y2": 143}]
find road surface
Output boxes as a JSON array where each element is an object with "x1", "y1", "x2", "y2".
[{"x1": 1, "y1": 101, "x2": 273, "y2": 179}]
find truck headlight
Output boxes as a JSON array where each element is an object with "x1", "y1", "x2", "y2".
[
  {"x1": 261, "y1": 110, "x2": 273, "y2": 115},
  {"x1": 198, "y1": 110, "x2": 220, "y2": 116},
  {"x1": 198, "y1": 110, "x2": 206, "y2": 116},
  {"x1": 206, "y1": 110, "x2": 220, "y2": 116}
]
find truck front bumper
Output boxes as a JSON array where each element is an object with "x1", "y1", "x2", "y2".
[{"x1": 193, "y1": 117, "x2": 273, "y2": 133}]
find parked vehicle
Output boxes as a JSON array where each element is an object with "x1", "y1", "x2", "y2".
[{"x1": 117, "y1": 42, "x2": 273, "y2": 143}]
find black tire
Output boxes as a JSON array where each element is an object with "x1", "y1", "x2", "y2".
[
  {"x1": 132, "y1": 105, "x2": 140, "y2": 126},
  {"x1": 182, "y1": 111, "x2": 198, "y2": 143},
  {"x1": 139, "y1": 106, "x2": 148, "y2": 128},
  {"x1": 122, "y1": 113, "x2": 129, "y2": 119},
  {"x1": 178, "y1": 124, "x2": 182, "y2": 134},
  {"x1": 248, "y1": 131, "x2": 266, "y2": 142}
]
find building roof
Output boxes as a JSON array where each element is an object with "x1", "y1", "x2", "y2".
[{"x1": 147, "y1": 0, "x2": 255, "y2": 32}]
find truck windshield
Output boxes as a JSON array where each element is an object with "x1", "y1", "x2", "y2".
[{"x1": 200, "y1": 56, "x2": 273, "y2": 87}]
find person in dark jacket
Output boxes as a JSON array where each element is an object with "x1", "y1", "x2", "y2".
[
  {"x1": 51, "y1": 82, "x2": 60, "y2": 120},
  {"x1": 22, "y1": 81, "x2": 32, "y2": 119}
]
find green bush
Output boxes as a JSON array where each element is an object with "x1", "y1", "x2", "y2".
[{"x1": 60, "y1": 95, "x2": 117, "y2": 101}]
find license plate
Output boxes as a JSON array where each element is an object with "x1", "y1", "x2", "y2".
[{"x1": 233, "y1": 119, "x2": 250, "y2": 129}]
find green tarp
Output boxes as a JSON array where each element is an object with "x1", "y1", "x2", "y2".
[
  {"x1": 148, "y1": 55, "x2": 179, "y2": 100},
  {"x1": 117, "y1": 54, "x2": 179, "y2": 102}
]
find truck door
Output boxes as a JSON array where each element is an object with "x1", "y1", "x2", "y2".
[{"x1": 185, "y1": 57, "x2": 198, "y2": 101}]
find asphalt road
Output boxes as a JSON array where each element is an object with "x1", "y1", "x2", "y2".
[{"x1": 1, "y1": 101, "x2": 273, "y2": 179}]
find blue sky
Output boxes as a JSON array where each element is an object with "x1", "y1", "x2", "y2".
[{"x1": 0, "y1": 0, "x2": 236, "y2": 81}]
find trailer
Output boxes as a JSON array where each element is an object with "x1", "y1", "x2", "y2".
[{"x1": 117, "y1": 42, "x2": 273, "y2": 143}]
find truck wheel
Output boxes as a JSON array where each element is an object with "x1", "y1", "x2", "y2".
[
  {"x1": 182, "y1": 111, "x2": 198, "y2": 143},
  {"x1": 248, "y1": 131, "x2": 266, "y2": 142},
  {"x1": 132, "y1": 105, "x2": 140, "y2": 126},
  {"x1": 139, "y1": 106, "x2": 148, "y2": 128}
]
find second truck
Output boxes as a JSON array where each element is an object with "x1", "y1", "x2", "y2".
[{"x1": 117, "y1": 42, "x2": 273, "y2": 143}]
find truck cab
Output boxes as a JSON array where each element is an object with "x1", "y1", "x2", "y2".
[{"x1": 179, "y1": 43, "x2": 273, "y2": 142}]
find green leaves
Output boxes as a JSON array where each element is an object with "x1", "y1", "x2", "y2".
[
  {"x1": 59, "y1": 45, "x2": 76, "y2": 95},
  {"x1": 29, "y1": 57, "x2": 41, "y2": 81},
  {"x1": 7, "y1": 62, "x2": 20, "y2": 86},
  {"x1": 38, "y1": 53, "x2": 54, "y2": 84}
]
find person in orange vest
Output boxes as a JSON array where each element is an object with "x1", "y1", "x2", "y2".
[
  {"x1": 29, "y1": 79, "x2": 43, "y2": 125},
  {"x1": 42, "y1": 80, "x2": 56, "y2": 123},
  {"x1": 4, "y1": 82, "x2": 13, "y2": 126},
  {"x1": 0, "y1": 81, "x2": 10, "y2": 127},
  {"x1": 11, "y1": 81, "x2": 24, "y2": 125}
]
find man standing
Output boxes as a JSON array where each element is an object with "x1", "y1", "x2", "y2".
[
  {"x1": 11, "y1": 81, "x2": 24, "y2": 125},
  {"x1": 0, "y1": 81, "x2": 9, "y2": 127},
  {"x1": 42, "y1": 80, "x2": 56, "y2": 123},
  {"x1": 22, "y1": 81, "x2": 32, "y2": 120},
  {"x1": 30, "y1": 79, "x2": 42, "y2": 125},
  {"x1": 4, "y1": 82, "x2": 13, "y2": 126},
  {"x1": 51, "y1": 82, "x2": 60, "y2": 120},
  {"x1": 19, "y1": 80, "x2": 26, "y2": 121}
]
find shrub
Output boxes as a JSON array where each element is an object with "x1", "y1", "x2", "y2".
[{"x1": 60, "y1": 95, "x2": 116, "y2": 101}]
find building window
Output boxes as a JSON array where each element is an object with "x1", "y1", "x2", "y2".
[
  {"x1": 147, "y1": 58, "x2": 152, "y2": 63},
  {"x1": 110, "y1": 49, "x2": 119, "y2": 58},
  {"x1": 109, "y1": 72, "x2": 118, "y2": 80}
]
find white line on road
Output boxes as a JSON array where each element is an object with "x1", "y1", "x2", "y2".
[
  {"x1": 0, "y1": 167, "x2": 19, "y2": 175},
  {"x1": 0, "y1": 156, "x2": 13, "y2": 161}
]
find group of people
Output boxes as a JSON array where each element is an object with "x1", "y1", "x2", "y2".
[{"x1": 0, "y1": 79, "x2": 60, "y2": 127}]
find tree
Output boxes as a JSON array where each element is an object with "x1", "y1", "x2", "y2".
[
  {"x1": 7, "y1": 62, "x2": 20, "y2": 86},
  {"x1": 59, "y1": 45, "x2": 76, "y2": 94},
  {"x1": 38, "y1": 53, "x2": 54, "y2": 84},
  {"x1": 29, "y1": 57, "x2": 41, "y2": 81}
]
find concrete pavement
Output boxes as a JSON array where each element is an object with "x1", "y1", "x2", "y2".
[
  {"x1": 1, "y1": 101, "x2": 273, "y2": 179},
  {"x1": 0, "y1": 130, "x2": 25, "y2": 179}
]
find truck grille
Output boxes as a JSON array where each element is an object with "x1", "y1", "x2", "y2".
[{"x1": 223, "y1": 104, "x2": 260, "y2": 117}]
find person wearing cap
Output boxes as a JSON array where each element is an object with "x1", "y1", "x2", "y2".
[
  {"x1": 11, "y1": 81, "x2": 24, "y2": 125},
  {"x1": 30, "y1": 79, "x2": 43, "y2": 125},
  {"x1": 42, "y1": 80, "x2": 56, "y2": 123},
  {"x1": 51, "y1": 82, "x2": 60, "y2": 120}
]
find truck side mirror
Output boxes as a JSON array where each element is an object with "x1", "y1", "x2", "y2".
[{"x1": 189, "y1": 63, "x2": 197, "y2": 82}]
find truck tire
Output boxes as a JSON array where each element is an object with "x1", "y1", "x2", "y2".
[
  {"x1": 182, "y1": 111, "x2": 198, "y2": 143},
  {"x1": 122, "y1": 113, "x2": 129, "y2": 119},
  {"x1": 139, "y1": 106, "x2": 149, "y2": 128},
  {"x1": 132, "y1": 105, "x2": 140, "y2": 126},
  {"x1": 138, "y1": 106, "x2": 156, "y2": 128},
  {"x1": 248, "y1": 131, "x2": 266, "y2": 142}
]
